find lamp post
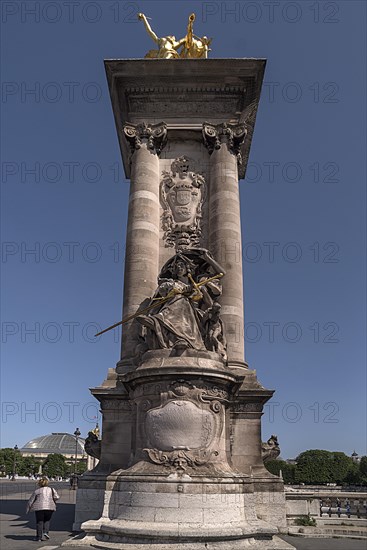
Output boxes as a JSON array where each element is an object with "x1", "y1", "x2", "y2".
[
  {"x1": 72, "y1": 428, "x2": 81, "y2": 489},
  {"x1": 11, "y1": 445, "x2": 18, "y2": 480}
]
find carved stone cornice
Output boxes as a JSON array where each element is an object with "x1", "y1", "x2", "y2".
[
  {"x1": 202, "y1": 122, "x2": 247, "y2": 165},
  {"x1": 101, "y1": 399, "x2": 132, "y2": 411},
  {"x1": 231, "y1": 402, "x2": 264, "y2": 413},
  {"x1": 124, "y1": 85, "x2": 246, "y2": 94},
  {"x1": 106, "y1": 60, "x2": 266, "y2": 179},
  {"x1": 123, "y1": 121, "x2": 167, "y2": 156}
]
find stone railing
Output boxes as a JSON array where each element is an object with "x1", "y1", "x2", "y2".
[
  {"x1": 285, "y1": 488, "x2": 367, "y2": 521},
  {"x1": 320, "y1": 496, "x2": 367, "y2": 518},
  {"x1": 287, "y1": 484, "x2": 366, "y2": 493}
]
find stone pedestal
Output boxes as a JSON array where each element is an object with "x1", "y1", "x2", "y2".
[{"x1": 70, "y1": 59, "x2": 293, "y2": 549}]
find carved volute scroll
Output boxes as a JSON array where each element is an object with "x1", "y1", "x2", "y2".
[
  {"x1": 160, "y1": 156, "x2": 205, "y2": 250},
  {"x1": 202, "y1": 122, "x2": 247, "y2": 165},
  {"x1": 123, "y1": 121, "x2": 167, "y2": 156}
]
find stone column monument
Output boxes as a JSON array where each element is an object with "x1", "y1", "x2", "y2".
[{"x1": 71, "y1": 14, "x2": 295, "y2": 550}]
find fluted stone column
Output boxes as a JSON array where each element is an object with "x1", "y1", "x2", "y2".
[
  {"x1": 203, "y1": 123, "x2": 247, "y2": 367},
  {"x1": 118, "y1": 122, "x2": 167, "y2": 370}
]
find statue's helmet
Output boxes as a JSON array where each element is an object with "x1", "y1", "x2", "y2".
[{"x1": 159, "y1": 248, "x2": 225, "y2": 280}]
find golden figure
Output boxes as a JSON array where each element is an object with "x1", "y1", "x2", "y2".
[
  {"x1": 138, "y1": 13, "x2": 212, "y2": 59},
  {"x1": 91, "y1": 423, "x2": 100, "y2": 438},
  {"x1": 138, "y1": 13, "x2": 185, "y2": 59},
  {"x1": 180, "y1": 14, "x2": 211, "y2": 59}
]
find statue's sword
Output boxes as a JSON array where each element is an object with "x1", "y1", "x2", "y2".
[{"x1": 94, "y1": 273, "x2": 223, "y2": 337}]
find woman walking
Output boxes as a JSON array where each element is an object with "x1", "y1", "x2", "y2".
[{"x1": 26, "y1": 478, "x2": 60, "y2": 541}]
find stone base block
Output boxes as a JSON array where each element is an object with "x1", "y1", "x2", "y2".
[
  {"x1": 63, "y1": 533, "x2": 295, "y2": 549},
  {"x1": 73, "y1": 475, "x2": 109, "y2": 531},
  {"x1": 253, "y1": 485, "x2": 288, "y2": 531},
  {"x1": 285, "y1": 492, "x2": 320, "y2": 519},
  {"x1": 65, "y1": 474, "x2": 296, "y2": 549}
]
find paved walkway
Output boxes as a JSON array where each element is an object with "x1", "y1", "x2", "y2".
[
  {"x1": 0, "y1": 480, "x2": 76, "y2": 550},
  {"x1": 280, "y1": 536, "x2": 367, "y2": 549}
]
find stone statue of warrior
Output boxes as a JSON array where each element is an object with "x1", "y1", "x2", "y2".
[{"x1": 135, "y1": 249, "x2": 226, "y2": 357}]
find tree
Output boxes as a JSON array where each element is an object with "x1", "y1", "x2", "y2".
[
  {"x1": 42, "y1": 454, "x2": 69, "y2": 478},
  {"x1": 332, "y1": 452, "x2": 354, "y2": 484},
  {"x1": 358, "y1": 456, "x2": 367, "y2": 485},
  {"x1": 265, "y1": 459, "x2": 296, "y2": 484},
  {"x1": 17, "y1": 455, "x2": 40, "y2": 476},
  {"x1": 295, "y1": 450, "x2": 354, "y2": 485},
  {"x1": 341, "y1": 456, "x2": 367, "y2": 486},
  {"x1": 76, "y1": 460, "x2": 88, "y2": 475},
  {"x1": 359, "y1": 456, "x2": 367, "y2": 481},
  {"x1": 344, "y1": 461, "x2": 362, "y2": 485},
  {"x1": 0, "y1": 448, "x2": 21, "y2": 476},
  {"x1": 295, "y1": 450, "x2": 332, "y2": 484}
]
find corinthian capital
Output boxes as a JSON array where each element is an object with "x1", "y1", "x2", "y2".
[
  {"x1": 202, "y1": 122, "x2": 247, "y2": 165},
  {"x1": 123, "y1": 121, "x2": 167, "y2": 156}
]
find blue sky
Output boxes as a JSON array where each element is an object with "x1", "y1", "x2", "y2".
[{"x1": 1, "y1": 0, "x2": 366, "y2": 459}]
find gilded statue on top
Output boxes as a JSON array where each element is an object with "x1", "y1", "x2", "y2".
[
  {"x1": 138, "y1": 13, "x2": 211, "y2": 59},
  {"x1": 180, "y1": 14, "x2": 212, "y2": 59}
]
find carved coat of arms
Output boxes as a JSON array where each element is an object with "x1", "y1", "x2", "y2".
[{"x1": 161, "y1": 157, "x2": 205, "y2": 250}]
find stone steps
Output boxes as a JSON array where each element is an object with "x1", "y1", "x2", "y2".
[{"x1": 288, "y1": 525, "x2": 367, "y2": 539}]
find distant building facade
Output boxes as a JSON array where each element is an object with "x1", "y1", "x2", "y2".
[
  {"x1": 20, "y1": 432, "x2": 86, "y2": 461},
  {"x1": 351, "y1": 450, "x2": 361, "y2": 463}
]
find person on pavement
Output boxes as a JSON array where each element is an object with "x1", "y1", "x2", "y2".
[{"x1": 26, "y1": 477, "x2": 60, "y2": 542}]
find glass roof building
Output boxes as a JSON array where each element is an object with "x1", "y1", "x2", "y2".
[{"x1": 20, "y1": 432, "x2": 85, "y2": 459}]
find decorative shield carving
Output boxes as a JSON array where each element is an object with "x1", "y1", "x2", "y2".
[
  {"x1": 161, "y1": 157, "x2": 205, "y2": 250},
  {"x1": 137, "y1": 380, "x2": 228, "y2": 472},
  {"x1": 145, "y1": 400, "x2": 215, "y2": 451}
]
